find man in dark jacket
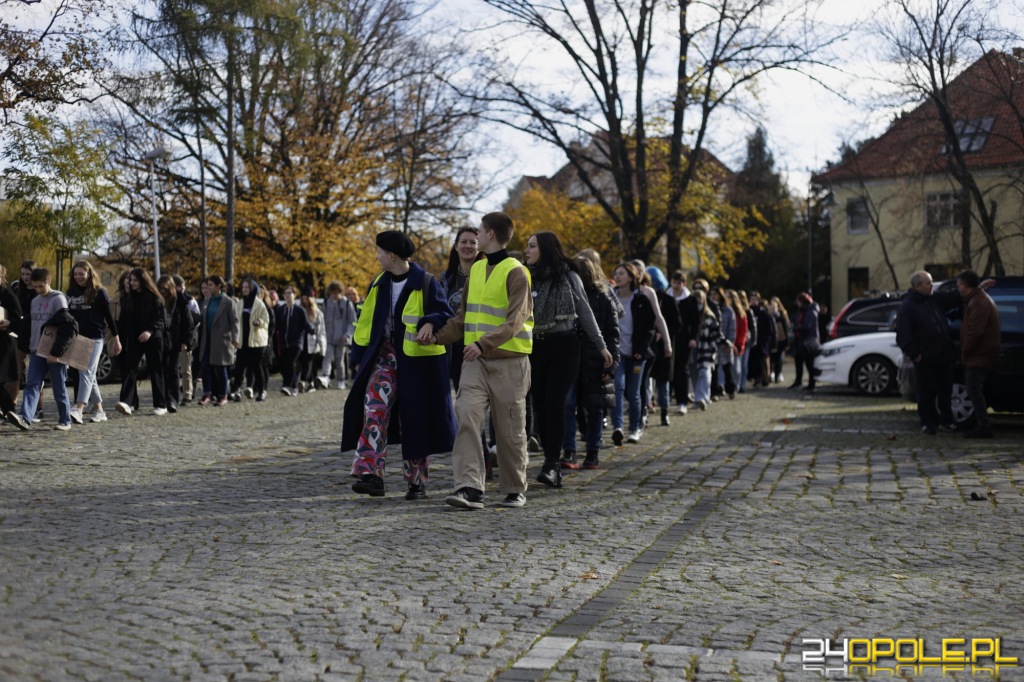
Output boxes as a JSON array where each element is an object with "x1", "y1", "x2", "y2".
[
  {"x1": 895, "y1": 270, "x2": 960, "y2": 434},
  {"x1": 956, "y1": 270, "x2": 1000, "y2": 439}
]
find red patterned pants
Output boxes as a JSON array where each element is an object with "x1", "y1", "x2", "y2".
[{"x1": 350, "y1": 339, "x2": 428, "y2": 484}]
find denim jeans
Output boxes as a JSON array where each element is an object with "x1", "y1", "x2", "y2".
[
  {"x1": 75, "y1": 338, "x2": 105, "y2": 408},
  {"x1": 694, "y1": 365, "x2": 712, "y2": 404},
  {"x1": 202, "y1": 363, "x2": 230, "y2": 398},
  {"x1": 964, "y1": 366, "x2": 990, "y2": 429},
  {"x1": 613, "y1": 357, "x2": 645, "y2": 432},
  {"x1": 21, "y1": 354, "x2": 71, "y2": 426}
]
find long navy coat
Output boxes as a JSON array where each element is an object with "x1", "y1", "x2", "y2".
[{"x1": 341, "y1": 263, "x2": 457, "y2": 460}]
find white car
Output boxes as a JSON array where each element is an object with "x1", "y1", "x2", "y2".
[{"x1": 814, "y1": 332, "x2": 902, "y2": 395}]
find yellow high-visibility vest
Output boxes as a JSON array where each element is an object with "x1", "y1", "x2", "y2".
[
  {"x1": 463, "y1": 258, "x2": 533, "y2": 354},
  {"x1": 353, "y1": 273, "x2": 445, "y2": 357}
]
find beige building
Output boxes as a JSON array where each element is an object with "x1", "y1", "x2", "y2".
[{"x1": 814, "y1": 50, "x2": 1024, "y2": 313}]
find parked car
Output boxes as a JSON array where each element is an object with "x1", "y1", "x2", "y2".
[
  {"x1": 898, "y1": 276, "x2": 1024, "y2": 427},
  {"x1": 827, "y1": 291, "x2": 904, "y2": 340},
  {"x1": 815, "y1": 331, "x2": 902, "y2": 395},
  {"x1": 95, "y1": 346, "x2": 146, "y2": 384}
]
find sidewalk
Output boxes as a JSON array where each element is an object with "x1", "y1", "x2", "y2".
[{"x1": 1, "y1": 372, "x2": 1022, "y2": 681}]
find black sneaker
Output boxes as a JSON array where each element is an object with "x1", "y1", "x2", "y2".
[
  {"x1": 582, "y1": 452, "x2": 599, "y2": 470},
  {"x1": 352, "y1": 474, "x2": 386, "y2": 497},
  {"x1": 167, "y1": 402, "x2": 178, "y2": 414},
  {"x1": 445, "y1": 487, "x2": 484, "y2": 509},
  {"x1": 612, "y1": 428, "x2": 624, "y2": 446},
  {"x1": 500, "y1": 492, "x2": 526, "y2": 508},
  {"x1": 5, "y1": 411, "x2": 30, "y2": 431},
  {"x1": 405, "y1": 483, "x2": 427, "y2": 500},
  {"x1": 560, "y1": 451, "x2": 579, "y2": 470}
]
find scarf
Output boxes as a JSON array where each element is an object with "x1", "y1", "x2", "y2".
[{"x1": 531, "y1": 265, "x2": 576, "y2": 332}]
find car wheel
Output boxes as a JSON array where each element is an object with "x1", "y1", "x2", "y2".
[
  {"x1": 96, "y1": 350, "x2": 114, "y2": 384},
  {"x1": 947, "y1": 382, "x2": 977, "y2": 429},
  {"x1": 851, "y1": 355, "x2": 896, "y2": 395}
]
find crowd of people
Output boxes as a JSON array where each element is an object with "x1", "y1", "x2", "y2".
[
  {"x1": 1, "y1": 215, "x2": 828, "y2": 508},
  {"x1": 0, "y1": 260, "x2": 359, "y2": 431},
  {"x1": 333, "y1": 214, "x2": 812, "y2": 509}
]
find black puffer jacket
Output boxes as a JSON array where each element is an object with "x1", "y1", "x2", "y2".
[{"x1": 579, "y1": 285, "x2": 620, "y2": 409}]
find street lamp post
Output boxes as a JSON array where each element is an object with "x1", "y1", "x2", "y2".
[
  {"x1": 807, "y1": 192, "x2": 813, "y2": 296},
  {"x1": 144, "y1": 147, "x2": 171, "y2": 279}
]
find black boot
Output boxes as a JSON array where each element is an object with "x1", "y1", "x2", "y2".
[
  {"x1": 405, "y1": 483, "x2": 427, "y2": 500},
  {"x1": 582, "y1": 450, "x2": 599, "y2": 470},
  {"x1": 660, "y1": 408, "x2": 670, "y2": 426},
  {"x1": 536, "y1": 463, "x2": 563, "y2": 488},
  {"x1": 560, "y1": 450, "x2": 579, "y2": 469},
  {"x1": 352, "y1": 473, "x2": 385, "y2": 497}
]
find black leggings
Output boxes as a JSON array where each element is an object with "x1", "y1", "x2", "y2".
[{"x1": 529, "y1": 332, "x2": 582, "y2": 466}]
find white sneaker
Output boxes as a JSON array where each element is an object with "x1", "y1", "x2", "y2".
[
  {"x1": 69, "y1": 408, "x2": 84, "y2": 424},
  {"x1": 54, "y1": 423, "x2": 72, "y2": 431},
  {"x1": 676, "y1": 404, "x2": 688, "y2": 415},
  {"x1": 317, "y1": 376, "x2": 330, "y2": 389},
  {"x1": 115, "y1": 402, "x2": 133, "y2": 416},
  {"x1": 337, "y1": 381, "x2": 346, "y2": 390},
  {"x1": 153, "y1": 407, "x2": 168, "y2": 416},
  {"x1": 244, "y1": 387, "x2": 254, "y2": 399},
  {"x1": 90, "y1": 411, "x2": 108, "y2": 423},
  {"x1": 626, "y1": 430, "x2": 642, "y2": 443}
]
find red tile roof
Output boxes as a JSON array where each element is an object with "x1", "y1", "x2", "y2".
[{"x1": 814, "y1": 50, "x2": 1024, "y2": 184}]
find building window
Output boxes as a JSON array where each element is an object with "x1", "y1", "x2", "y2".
[
  {"x1": 848, "y1": 267, "x2": 870, "y2": 299},
  {"x1": 941, "y1": 117, "x2": 995, "y2": 154},
  {"x1": 926, "y1": 192, "x2": 966, "y2": 229},
  {"x1": 846, "y1": 197, "x2": 869, "y2": 234}
]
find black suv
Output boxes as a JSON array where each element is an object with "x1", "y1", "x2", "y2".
[
  {"x1": 900, "y1": 277, "x2": 1024, "y2": 427},
  {"x1": 828, "y1": 291, "x2": 904, "y2": 340}
]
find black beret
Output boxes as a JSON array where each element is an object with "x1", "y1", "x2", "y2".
[{"x1": 375, "y1": 230, "x2": 415, "y2": 259}]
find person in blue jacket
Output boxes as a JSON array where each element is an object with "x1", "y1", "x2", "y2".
[{"x1": 341, "y1": 230, "x2": 457, "y2": 500}]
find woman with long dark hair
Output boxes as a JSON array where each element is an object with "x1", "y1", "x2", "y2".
[
  {"x1": 439, "y1": 226, "x2": 484, "y2": 390},
  {"x1": 156, "y1": 275, "x2": 195, "y2": 412},
  {"x1": 66, "y1": 261, "x2": 121, "y2": 423},
  {"x1": 0, "y1": 263, "x2": 27, "y2": 429},
  {"x1": 524, "y1": 231, "x2": 611, "y2": 488},
  {"x1": 116, "y1": 268, "x2": 168, "y2": 416}
]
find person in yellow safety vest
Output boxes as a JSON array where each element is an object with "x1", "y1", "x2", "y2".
[
  {"x1": 425, "y1": 212, "x2": 534, "y2": 510},
  {"x1": 340, "y1": 230, "x2": 457, "y2": 500}
]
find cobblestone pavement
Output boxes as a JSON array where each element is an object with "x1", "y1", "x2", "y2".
[{"x1": 2, "y1": 365, "x2": 1023, "y2": 681}]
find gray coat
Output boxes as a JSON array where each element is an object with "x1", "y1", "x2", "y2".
[
  {"x1": 199, "y1": 295, "x2": 240, "y2": 366},
  {"x1": 323, "y1": 296, "x2": 356, "y2": 345}
]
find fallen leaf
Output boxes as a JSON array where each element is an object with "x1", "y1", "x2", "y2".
[
  {"x1": 891, "y1": 573, "x2": 908, "y2": 580},
  {"x1": 212, "y1": 536, "x2": 221, "y2": 542},
  {"x1": 581, "y1": 572, "x2": 599, "y2": 580}
]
